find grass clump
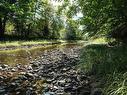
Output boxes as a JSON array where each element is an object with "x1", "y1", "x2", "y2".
[
  {"x1": 105, "y1": 72, "x2": 127, "y2": 95},
  {"x1": 79, "y1": 43, "x2": 127, "y2": 95}
]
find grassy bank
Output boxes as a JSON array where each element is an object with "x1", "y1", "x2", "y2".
[
  {"x1": 0, "y1": 40, "x2": 85, "y2": 47},
  {"x1": 0, "y1": 40, "x2": 66, "y2": 47},
  {"x1": 79, "y1": 40, "x2": 127, "y2": 95}
]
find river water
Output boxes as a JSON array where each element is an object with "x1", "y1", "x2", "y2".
[{"x1": 0, "y1": 43, "x2": 83, "y2": 66}]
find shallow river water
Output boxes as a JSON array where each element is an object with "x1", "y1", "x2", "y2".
[{"x1": 0, "y1": 43, "x2": 81, "y2": 66}]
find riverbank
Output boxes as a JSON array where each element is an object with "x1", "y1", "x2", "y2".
[{"x1": 79, "y1": 42, "x2": 127, "y2": 95}]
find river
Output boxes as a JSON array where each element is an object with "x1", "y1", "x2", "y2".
[{"x1": 0, "y1": 43, "x2": 92, "y2": 95}]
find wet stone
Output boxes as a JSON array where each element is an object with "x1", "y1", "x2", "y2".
[
  {"x1": 1, "y1": 64, "x2": 8, "y2": 68},
  {"x1": 0, "y1": 89, "x2": 5, "y2": 94},
  {"x1": 43, "y1": 92, "x2": 55, "y2": 95},
  {"x1": 11, "y1": 68, "x2": 17, "y2": 72},
  {"x1": 0, "y1": 66, "x2": 2, "y2": 70}
]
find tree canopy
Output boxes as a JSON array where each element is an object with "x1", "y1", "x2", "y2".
[{"x1": 0, "y1": 0, "x2": 126, "y2": 41}]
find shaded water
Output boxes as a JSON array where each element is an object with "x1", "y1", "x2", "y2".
[{"x1": 0, "y1": 43, "x2": 81, "y2": 66}]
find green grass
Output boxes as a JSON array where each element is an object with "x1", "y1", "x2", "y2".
[
  {"x1": 0, "y1": 40, "x2": 66, "y2": 47},
  {"x1": 0, "y1": 40, "x2": 85, "y2": 49},
  {"x1": 104, "y1": 72, "x2": 127, "y2": 95},
  {"x1": 79, "y1": 42, "x2": 127, "y2": 95},
  {"x1": 91, "y1": 37, "x2": 107, "y2": 44}
]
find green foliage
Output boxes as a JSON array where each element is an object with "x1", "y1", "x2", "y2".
[
  {"x1": 5, "y1": 21, "x2": 14, "y2": 33},
  {"x1": 0, "y1": 0, "x2": 66, "y2": 40},
  {"x1": 1, "y1": 0, "x2": 127, "y2": 40},
  {"x1": 67, "y1": 0, "x2": 127, "y2": 41},
  {"x1": 65, "y1": 22, "x2": 77, "y2": 40},
  {"x1": 65, "y1": 19, "x2": 84, "y2": 40}
]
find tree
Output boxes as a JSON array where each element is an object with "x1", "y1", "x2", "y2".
[
  {"x1": 12, "y1": 0, "x2": 37, "y2": 38},
  {"x1": 59, "y1": 0, "x2": 127, "y2": 42},
  {"x1": 0, "y1": 0, "x2": 17, "y2": 38},
  {"x1": 36, "y1": 0, "x2": 64, "y2": 39},
  {"x1": 65, "y1": 19, "x2": 81, "y2": 40},
  {"x1": 77, "y1": 0, "x2": 127, "y2": 41}
]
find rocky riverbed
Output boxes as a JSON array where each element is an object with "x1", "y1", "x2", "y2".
[{"x1": 0, "y1": 44, "x2": 101, "y2": 95}]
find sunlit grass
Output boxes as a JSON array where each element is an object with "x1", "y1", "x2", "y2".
[
  {"x1": 0, "y1": 40, "x2": 67, "y2": 47},
  {"x1": 93, "y1": 37, "x2": 107, "y2": 43},
  {"x1": 89, "y1": 37, "x2": 107, "y2": 44},
  {"x1": 0, "y1": 40, "x2": 85, "y2": 48},
  {"x1": 104, "y1": 72, "x2": 127, "y2": 95}
]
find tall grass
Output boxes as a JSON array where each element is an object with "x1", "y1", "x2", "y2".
[
  {"x1": 79, "y1": 43, "x2": 127, "y2": 95},
  {"x1": 105, "y1": 72, "x2": 127, "y2": 95}
]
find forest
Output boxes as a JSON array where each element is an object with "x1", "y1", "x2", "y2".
[
  {"x1": 0, "y1": 0, "x2": 84, "y2": 40},
  {"x1": 0, "y1": 0, "x2": 127, "y2": 95}
]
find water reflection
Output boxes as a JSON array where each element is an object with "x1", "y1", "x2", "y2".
[{"x1": 0, "y1": 43, "x2": 81, "y2": 66}]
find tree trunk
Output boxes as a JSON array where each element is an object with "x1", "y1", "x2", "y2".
[
  {"x1": 2, "y1": 16, "x2": 7, "y2": 35},
  {"x1": 0, "y1": 16, "x2": 7, "y2": 40},
  {"x1": 0, "y1": 18, "x2": 4, "y2": 38}
]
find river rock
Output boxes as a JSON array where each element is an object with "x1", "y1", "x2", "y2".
[
  {"x1": 0, "y1": 66, "x2": 2, "y2": 70},
  {"x1": 0, "y1": 86, "x2": 6, "y2": 93}
]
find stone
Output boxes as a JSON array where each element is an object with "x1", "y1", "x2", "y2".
[
  {"x1": 65, "y1": 78, "x2": 71, "y2": 83},
  {"x1": 46, "y1": 79, "x2": 53, "y2": 83},
  {"x1": 20, "y1": 72, "x2": 26, "y2": 75},
  {"x1": 53, "y1": 86, "x2": 58, "y2": 90},
  {"x1": 58, "y1": 80, "x2": 66, "y2": 84},
  {"x1": 0, "y1": 89, "x2": 5, "y2": 93},
  {"x1": 11, "y1": 68, "x2": 16, "y2": 72},
  {"x1": 0, "y1": 86, "x2": 6, "y2": 93},
  {"x1": 1, "y1": 64, "x2": 8, "y2": 68},
  {"x1": 27, "y1": 65, "x2": 33, "y2": 70},
  {"x1": 0, "y1": 66, "x2": 2, "y2": 70},
  {"x1": 0, "y1": 76, "x2": 4, "y2": 80},
  {"x1": 43, "y1": 92, "x2": 55, "y2": 95},
  {"x1": 25, "y1": 73, "x2": 34, "y2": 77}
]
